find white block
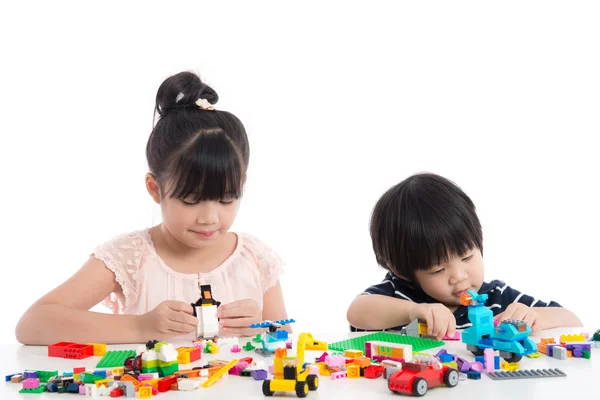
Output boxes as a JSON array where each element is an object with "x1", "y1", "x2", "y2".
[{"x1": 177, "y1": 379, "x2": 201, "y2": 391}]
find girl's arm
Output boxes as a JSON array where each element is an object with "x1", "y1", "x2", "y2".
[
  {"x1": 15, "y1": 257, "x2": 145, "y2": 345},
  {"x1": 533, "y1": 307, "x2": 583, "y2": 330},
  {"x1": 262, "y1": 281, "x2": 292, "y2": 333},
  {"x1": 347, "y1": 294, "x2": 417, "y2": 330}
]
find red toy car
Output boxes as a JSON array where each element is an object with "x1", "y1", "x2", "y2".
[{"x1": 388, "y1": 354, "x2": 459, "y2": 396}]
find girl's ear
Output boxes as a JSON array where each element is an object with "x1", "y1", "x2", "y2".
[{"x1": 145, "y1": 173, "x2": 161, "y2": 204}]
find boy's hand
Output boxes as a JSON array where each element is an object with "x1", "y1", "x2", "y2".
[
  {"x1": 409, "y1": 303, "x2": 457, "y2": 340},
  {"x1": 217, "y1": 298, "x2": 264, "y2": 337},
  {"x1": 138, "y1": 301, "x2": 197, "y2": 340},
  {"x1": 494, "y1": 303, "x2": 540, "y2": 332}
]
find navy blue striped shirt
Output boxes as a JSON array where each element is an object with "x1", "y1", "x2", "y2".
[{"x1": 351, "y1": 272, "x2": 561, "y2": 332}]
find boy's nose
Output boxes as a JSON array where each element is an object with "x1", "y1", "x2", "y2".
[{"x1": 450, "y1": 268, "x2": 468, "y2": 284}]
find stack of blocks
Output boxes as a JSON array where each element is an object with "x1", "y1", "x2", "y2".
[
  {"x1": 537, "y1": 333, "x2": 592, "y2": 360},
  {"x1": 141, "y1": 342, "x2": 179, "y2": 376}
]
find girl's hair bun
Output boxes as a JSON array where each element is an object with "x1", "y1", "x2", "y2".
[{"x1": 155, "y1": 71, "x2": 219, "y2": 117}]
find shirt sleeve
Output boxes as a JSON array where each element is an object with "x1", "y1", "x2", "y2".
[
  {"x1": 93, "y1": 232, "x2": 144, "y2": 314},
  {"x1": 486, "y1": 280, "x2": 562, "y2": 314},
  {"x1": 240, "y1": 234, "x2": 285, "y2": 293}
]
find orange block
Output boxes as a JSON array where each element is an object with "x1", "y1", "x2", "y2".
[
  {"x1": 567, "y1": 350, "x2": 572, "y2": 358},
  {"x1": 537, "y1": 344, "x2": 548, "y2": 354},
  {"x1": 354, "y1": 356, "x2": 371, "y2": 368}
]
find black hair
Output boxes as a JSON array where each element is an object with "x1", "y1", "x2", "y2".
[
  {"x1": 370, "y1": 173, "x2": 483, "y2": 281},
  {"x1": 146, "y1": 71, "x2": 249, "y2": 202}
]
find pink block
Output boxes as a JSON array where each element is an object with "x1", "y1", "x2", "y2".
[
  {"x1": 230, "y1": 345, "x2": 241, "y2": 353},
  {"x1": 364, "y1": 342, "x2": 372, "y2": 358},
  {"x1": 138, "y1": 374, "x2": 154, "y2": 381},
  {"x1": 471, "y1": 362, "x2": 483, "y2": 372},
  {"x1": 483, "y1": 348, "x2": 495, "y2": 372},
  {"x1": 331, "y1": 371, "x2": 347, "y2": 380},
  {"x1": 22, "y1": 378, "x2": 40, "y2": 389},
  {"x1": 316, "y1": 352, "x2": 329, "y2": 363},
  {"x1": 309, "y1": 365, "x2": 319, "y2": 375},
  {"x1": 229, "y1": 361, "x2": 249, "y2": 375},
  {"x1": 269, "y1": 365, "x2": 275, "y2": 375},
  {"x1": 79, "y1": 385, "x2": 86, "y2": 395},
  {"x1": 443, "y1": 331, "x2": 461, "y2": 340},
  {"x1": 325, "y1": 355, "x2": 345, "y2": 367}
]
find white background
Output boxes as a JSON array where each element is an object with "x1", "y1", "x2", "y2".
[{"x1": 1, "y1": 1, "x2": 598, "y2": 344}]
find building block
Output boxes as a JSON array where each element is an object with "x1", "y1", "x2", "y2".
[
  {"x1": 328, "y1": 332, "x2": 443, "y2": 353},
  {"x1": 487, "y1": 368, "x2": 567, "y2": 380},
  {"x1": 23, "y1": 371, "x2": 38, "y2": 379},
  {"x1": 19, "y1": 385, "x2": 46, "y2": 394},
  {"x1": 331, "y1": 371, "x2": 347, "y2": 380},
  {"x1": 347, "y1": 364, "x2": 360, "y2": 378},
  {"x1": 467, "y1": 371, "x2": 481, "y2": 380},
  {"x1": 96, "y1": 350, "x2": 136, "y2": 368},
  {"x1": 344, "y1": 349, "x2": 363, "y2": 358},
  {"x1": 484, "y1": 348, "x2": 495, "y2": 372},
  {"x1": 176, "y1": 347, "x2": 201, "y2": 364},
  {"x1": 191, "y1": 284, "x2": 220, "y2": 339},
  {"x1": 353, "y1": 356, "x2": 371, "y2": 368},
  {"x1": 177, "y1": 379, "x2": 200, "y2": 391},
  {"x1": 11, "y1": 374, "x2": 23, "y2": 383},
  {"x1": 325, "y1": 355, "x2": 345, "y2": 367},
  {"x1": 560, "y1": 334, "x2": 585, "y2": 343},
  {"x1": 438, "y1": 354, "x2": 453, "y2": 362},
  {"x1": 138, "y1": 386, "x2": 152, "y2": 398},
  {"x1": 364, "y1": 365, "x2": 385, "y2": 379},
  {"x1": 553, "y1": 346, "x2": 567, "y2": 360},
  {"x1": 252, "y1": 369, "x2": 268, "y2": 380},
  {"x1": 471, "y1": 362, "x2": 483, "y2": 372},
  {"x1": 202, "y1": 359, "x2": 238, "y2": 388},
  {"x1": 88, "y1": 343, "x2": 107, "y2": 356},
  {"x1": 22, "y1": 378, "x2": 40, "y2": 389},
  {"x1": 443, "y1": 331, "x2": 461, "y2": 340}
]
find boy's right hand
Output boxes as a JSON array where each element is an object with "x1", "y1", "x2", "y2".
[
  {"x1": 137, "y1": 301, "x2": 198, "y2": 340},
  {"x1": 409, "y1": 303, "x2": 456, "y2": 340}
]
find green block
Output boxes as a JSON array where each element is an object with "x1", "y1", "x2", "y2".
[
  {"x1": 81, "y1": 372, "x2": 105, "y2": 384},
  {"x1": 19, "y1": 386, "x2": 46, "y2": 394},
  {"x1": 142, "y1": 359, "x2": 158, "y2": 368},
  {"x1": 243, "y1": 342, "x2": 256, "y2": 351},
  {"x1": 158, "y1": 363, "x2": 178, "y2": 377},
  {"x1": 253, "y1": 334, "x2": 262, "y2": 343},
  {"x1": 141, "y1": 366, "x2": 158, "y2": 373},
  {"x1": 328, "y1": 332, "x2": 444, "y2": 353},
  {"x1": 96, "y1": 350, "x2": 136, "y2": 368},
  {"x1": 583, "y1": 350, "x2": 591, "y2": 359},
  {"x1": 36, "y1": 370, "x2": 58, "y2": 383},
  {"x1": 593, "y1": 329, "x2": 600, "y2": 342}
]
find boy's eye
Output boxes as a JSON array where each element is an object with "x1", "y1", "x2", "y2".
[
  {"x1": 462, "y1": 255, "x2": 473, "y2": 262},
  {"x1": 431, "y1": 269, "x2": 444, "y2": 275}
]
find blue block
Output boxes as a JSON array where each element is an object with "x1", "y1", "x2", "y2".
[
  {"x1": 6, "y1": 373, "x2": 19, "y2": 382},
  {"x1": 66, "y1": 383, "x2": 80, "y2": 393},
  {"x1": 475, "y1": 356, "x2": 485, "y2": 364},
  {"x1": 63, "y1": 372, "x2": 74, "y2": 377},
  {"x1": 467, "y1": 371, "x2": 481, "y2": 380},
  {"x1": 494, "y1": 356, "x2": 500, "y2": 369},
  {"x1": 93, "y1": 370, "x2": 107, "y2": 378},
  {"x1": 439, "y1": 354, "x2": 453, "y2": 363}
]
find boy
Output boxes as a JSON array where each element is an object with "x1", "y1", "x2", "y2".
[{"x1": 346, "y1": 173, "x2": 582, "y2": 339}]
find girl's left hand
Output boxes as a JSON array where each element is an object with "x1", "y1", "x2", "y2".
[
  {"x1": 217, "y1": 298, "x2": 265, "y2": 337},
  {"x1": 494, "y1": 303, "x2": 540, "y2": 332}
]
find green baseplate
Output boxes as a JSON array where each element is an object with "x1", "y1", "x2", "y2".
[{"x1": 328, "y1": 332, "x2": 444, "y2": 353}]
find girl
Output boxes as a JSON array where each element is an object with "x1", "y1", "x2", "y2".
[{"x1": 15, "y1": 71, "x2": 290, "y2": 345}]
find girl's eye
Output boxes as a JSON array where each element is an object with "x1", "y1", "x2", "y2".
[
  {"x1": 181, "y1": 199, "x2": 197, "y2": 205},
  {"x1": 462, "y1": 255, "x2": 473, "y2": 262},
  {"x1": 220, "y1": 199, "x2": 235, "y2": 205}
]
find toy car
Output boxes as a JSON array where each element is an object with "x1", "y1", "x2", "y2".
[
  {"x1": 461, "y1": 290, "x2": 537, "y2": 362},
  {"x1": 388, "y1": 354, "x2": 458, "y2": 396}
]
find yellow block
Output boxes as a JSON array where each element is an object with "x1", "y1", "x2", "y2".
[
  {"x1": 141, "y1": 379, "x2": 159, "y2": 389},
  {"x1": 560, "y1": 334, "x2": 585, "y2": 343},
  {"x1": 525, "y1": 352, "x2": 541, "y2": 359},
  {"x1": 139, "y1": 386, "x2": 152, "y2": 398},
  {"x1": 442, "y1": 361, "x2": 457, "y2": 369},
  {"x1": 507, "y1": 362, "x2": 519, "y2": 371},
  {"x1": 344, "y1": 350, "x2": 363, "y2": 359},
  {"x1": 418, "y1": 323, "x2": 428, "y2": 335},
  {"x1": 95, "y1": 379, "x2": 109, "y2": 388},
  {"x1": 112, "y1": 367, "x2": 124, "y2": 375},
  {"x1": 88, "y1": 343, "x2": 107, "y2": 357},
  {"x1": 500, "y1": 361, "x2": 509, "y2": 370},
  {"x1": 202, "y1": 359, "x2": 238, "y2": 388},
  {"x1": 347, "y1": 365, "x2": 360, "y2": 379}
]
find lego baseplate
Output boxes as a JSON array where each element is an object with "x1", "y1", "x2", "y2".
[
  {"x1": 328, "y1": 332, "x2": 444, "y2": 353},
  {"x1": 487, "y1": 368, "x2": 567, "y2": 380}
]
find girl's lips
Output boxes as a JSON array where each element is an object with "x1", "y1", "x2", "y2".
[{"x1": 194, "y1": 231, "x2": 215, "y2": 238}]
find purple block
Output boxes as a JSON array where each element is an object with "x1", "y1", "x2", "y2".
[
  {"x1": 252, "y1": 369, "x2": 268, "y2": 380},
  {"x1": 435, "y1": 349, "x2": 448, "y2": 357},
  {"x1": 23, "y1": 371, "x2": 38, "y2": 380}
]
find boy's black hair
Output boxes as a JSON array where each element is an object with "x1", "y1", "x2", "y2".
[
  {"x1": 146, "y1": 71, "x2": 249, "y2": 202},
  {"x1": 370, "y1": 173, "x2": 483, "y2": 281}
]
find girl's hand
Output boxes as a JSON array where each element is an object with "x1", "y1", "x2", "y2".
[
  {"x1": 217, "y1": 298, "x2": 264, "y2": 337},
  {"x1": 137, "y1": 301, "x2": 198, "y2": 340},
  {"x1": 494, "y1": 303, "x2": 540, "y2": 332},
  {"x1": 409, "y1": 303, "x2": 457, "y2": 340}
]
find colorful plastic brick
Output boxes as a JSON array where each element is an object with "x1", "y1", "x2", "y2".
[
  {"x1": 243, "y1": 342, "x2": 256, "y2": 351},
  {"x1": 96, "y1": 350, "x2": 136, "y2": 368},
  {"x1": 487, "y1": 368, "x2": 567, "y2": 380},
  {"x1": 138, "y1": 386, "x2": 152, "y2": 398},
  {"x1": 202, "y1": 359, "x2": 238, "y2": 388},
  {"x1": 88, "y1": 343, "x2": 107, "y2": 356},
  {"x1": 467, "y1": 370, "x2": 481, "y2": 380},
  {"x1": 231, "y1": 345, "x2": 241, "y2": 353},
  {"x1": 344, "y1": 349, "x2": 363, "y2": 358},
  {"x1": 11, "y1": 374, "x2": 23, "y2": 383},
  {"x1": 22, "y1": 378, "x2": 40, "y2": 389},
  {"x1": 331, "y1": 371, "x2": 347, "y2": 380},
  {"x1": 347, "y1": 365, "x2": 360, "y2": 378},
  {"x1": 176, "y1": 347, "x2": 201, "y2": 364},
  {"x1": 252, "y1": 369, "x2": 268, "y2": 380},
  {"x1": 19, "y1": 385, "x2": 46, "y2": 394},
  {"x1": 328, "y1": 332, "x2": 443, "y2": 353}
]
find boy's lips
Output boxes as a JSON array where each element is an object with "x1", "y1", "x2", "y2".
[{"x1": 453, "y1": 288, "x2": 470, "y2": 296}]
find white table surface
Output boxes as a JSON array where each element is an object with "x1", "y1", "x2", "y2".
[{"x1": 2, "y1": 327, "x2": 598, "y2": 399}]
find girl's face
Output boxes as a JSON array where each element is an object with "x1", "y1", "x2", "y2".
[
  {"x1": 146, "y1": 174, "x2": 240, "y2": 249},
  {"x1": 413, "y1": 248, "x2": 485, "y2": 307}
]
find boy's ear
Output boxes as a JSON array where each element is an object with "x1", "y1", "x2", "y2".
[{"x1": 145, "y1": 173, "x2": 161, "y2": 204}]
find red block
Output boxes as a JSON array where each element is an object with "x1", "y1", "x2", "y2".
[
  {"x1": 110, "y1": 388, "x2": 124, "y2": 397},
  {"x1": 158, "y1": 376, "x2": 177, "y2": 393},
  {"x1": 64, "y1": 344, "x2": 94, "y2": 360},
  {"x1": 48, "y1": 342, "x2": 77, "y2": 357},
  {"x1": 73, "y1": 367, "x2": 86, "y2": 374},
  {"x1": 364, "y1": 365, "x2": 385, "y2": 379}
]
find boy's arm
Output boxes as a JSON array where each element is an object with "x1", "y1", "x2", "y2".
[
  {"x1": 347, "y1": 294, "x2": 418, "y2": 330},
  {"x1": 15, "y1": 257, "x2": 145, "y2": 345},
  {"x1": 531, "y1": 307, "x2": 583, "y2": 330},
  {"x1": 492, "y1": 282, "x2": 583, "y2": 330}
]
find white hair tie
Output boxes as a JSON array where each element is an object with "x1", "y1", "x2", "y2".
[{"x1": 195, "y1": 98, "x2": 215, "y2": 110}]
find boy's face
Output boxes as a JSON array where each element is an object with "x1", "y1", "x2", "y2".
[{"x1": 413, "y1": 248, "x2": 484, "y2": 307}]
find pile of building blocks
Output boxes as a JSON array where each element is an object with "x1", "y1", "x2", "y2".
[{"x1": 536, "y1": 333, "x2": 593, "y2": 360}]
